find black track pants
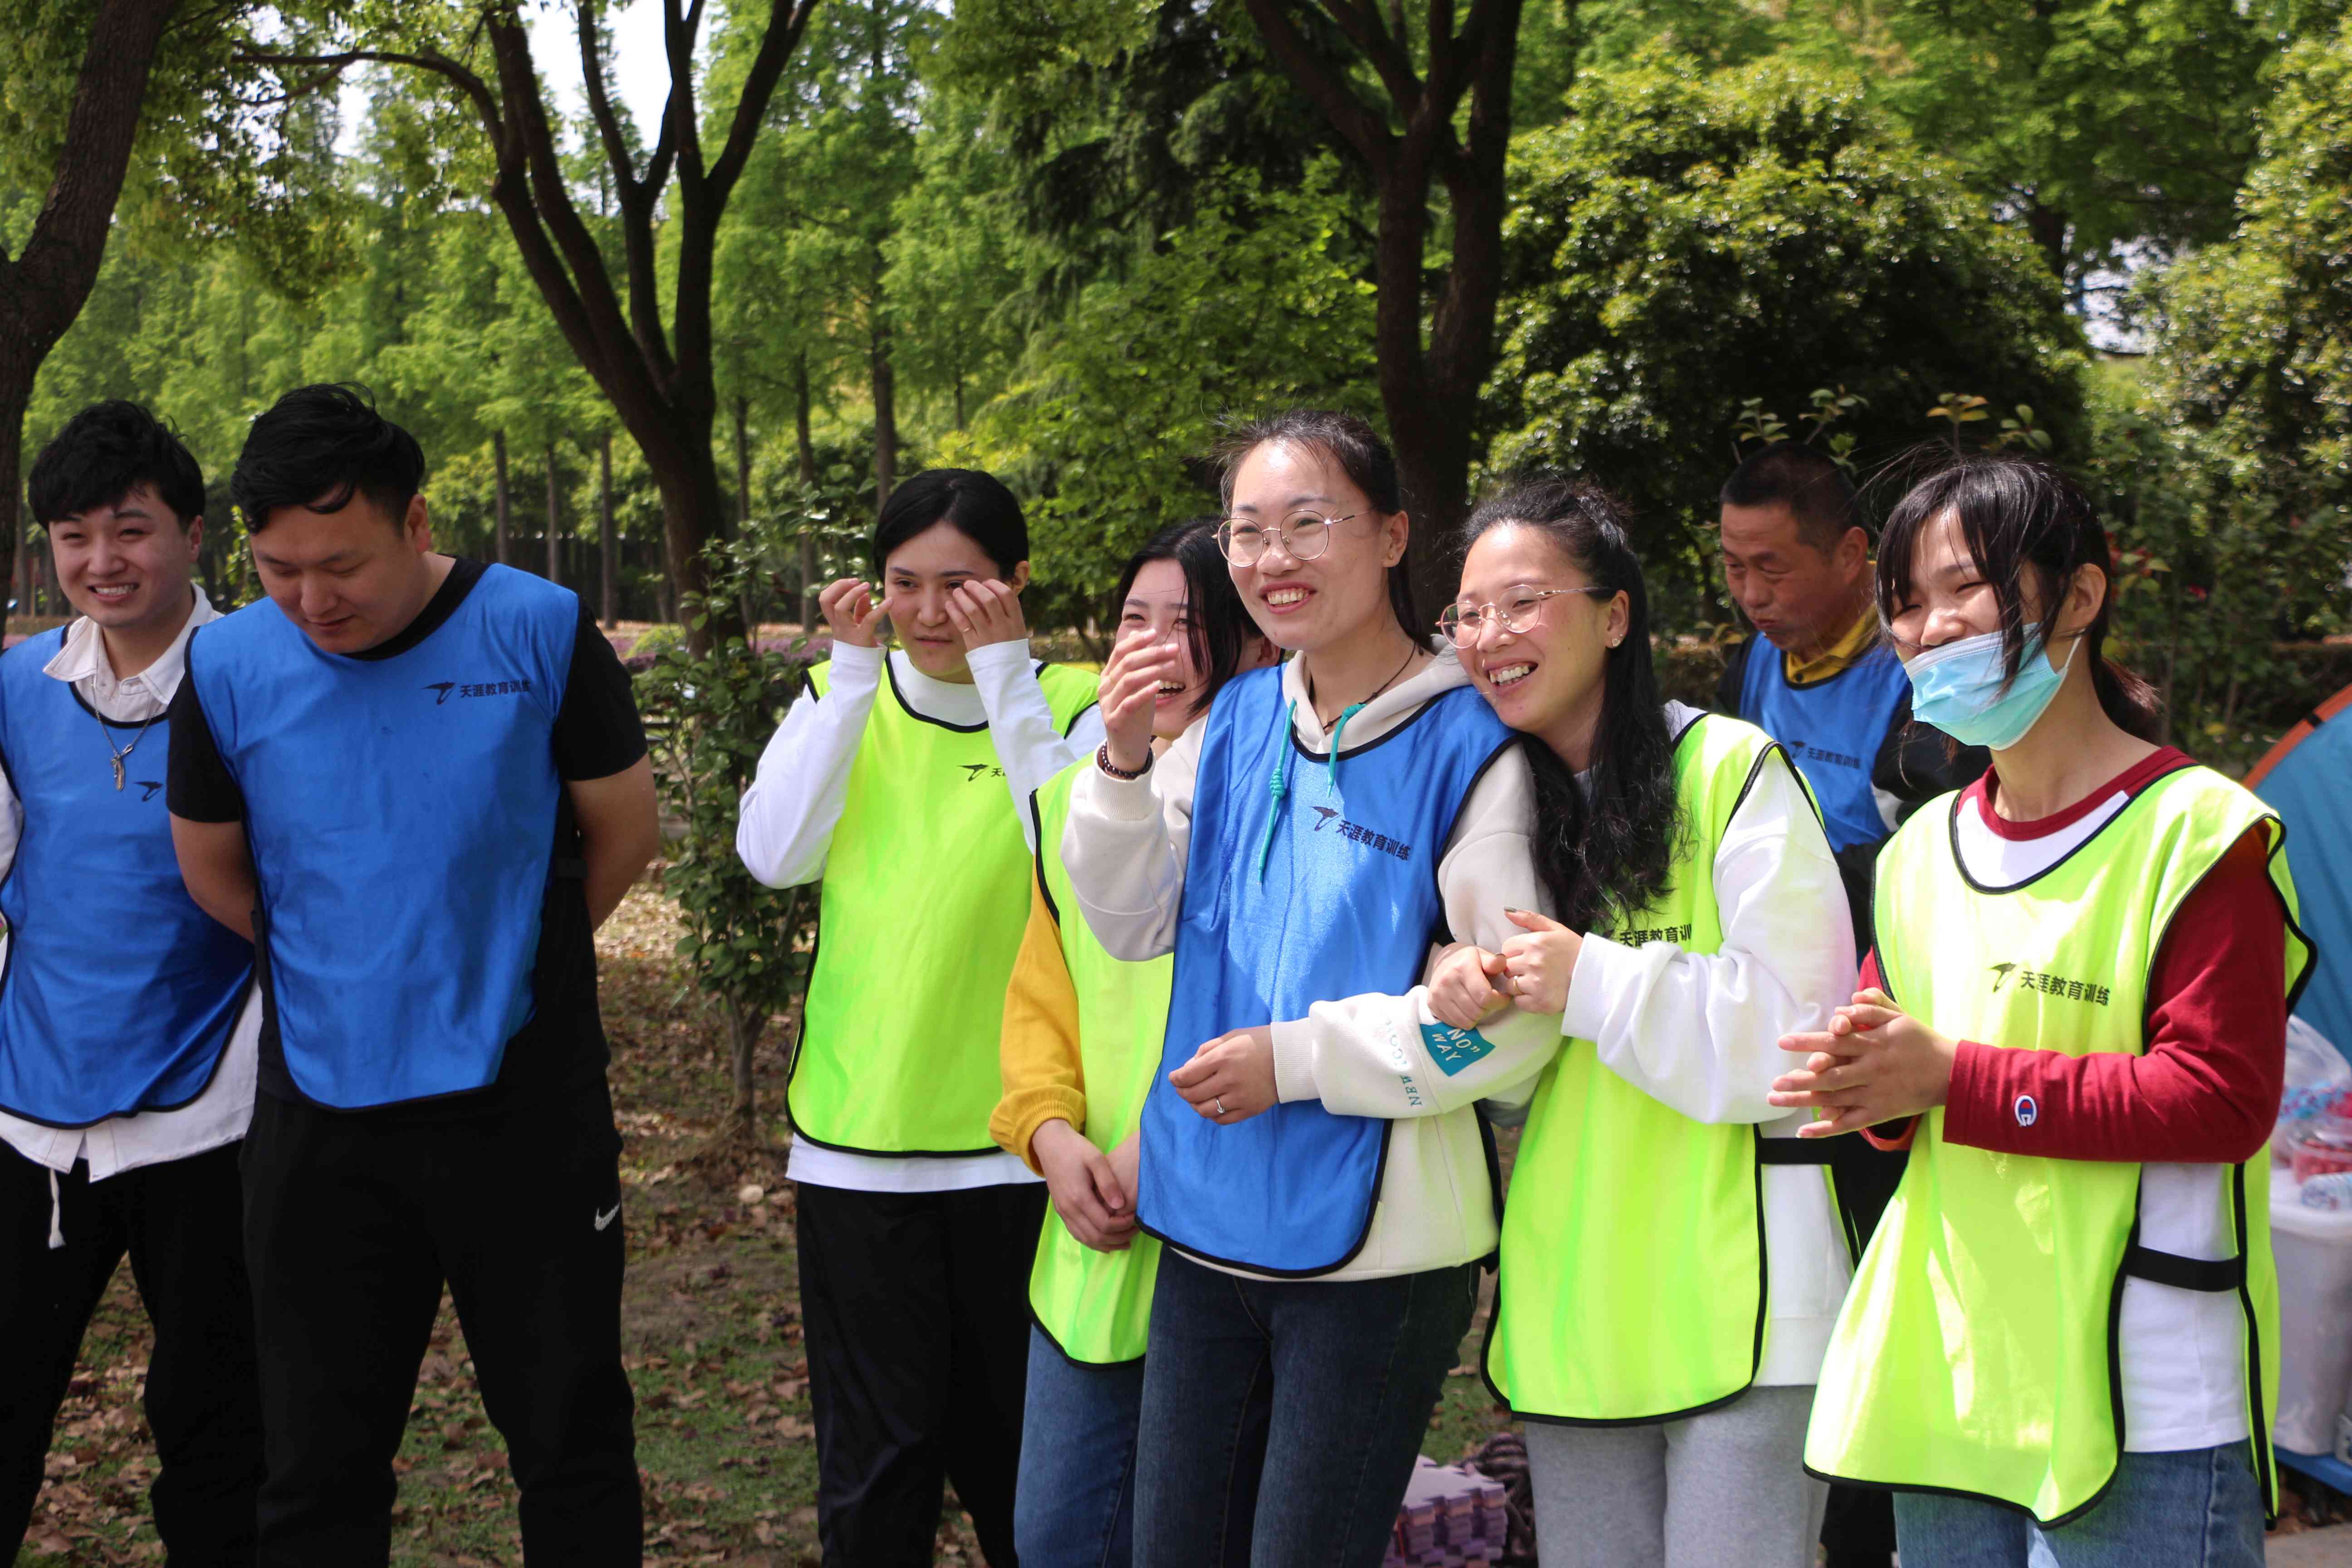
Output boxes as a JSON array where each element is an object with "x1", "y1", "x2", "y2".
[
  {"x1": 0, "y1": 1139, "x2": 265, "y2": 1565},
  {"x1": 795, "y1": 1180, "x2": 1047, "y2": 1567},
  {"x1": 240, "y1": 1082, "x2": 642, "y2": 1566}
]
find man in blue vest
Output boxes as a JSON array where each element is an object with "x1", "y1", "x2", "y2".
[
  {"x1": 1715, "y1": 441, "x2": 1985, "y2": 1568},
  {"x1": 167, "y1": 384, "x2": 660, "y2": 1565},
  {"x1": 0, "y1": 401, "x2": 264, "y2": 1564}
]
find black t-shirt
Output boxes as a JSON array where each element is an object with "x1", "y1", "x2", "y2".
[{"x1": 167, "y1": 559, "x2": 648, "y2": 1117}]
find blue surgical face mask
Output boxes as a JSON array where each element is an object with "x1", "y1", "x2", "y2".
[{"x1": 1901, "y1": 623, "x2": 2079, "y2": 750}]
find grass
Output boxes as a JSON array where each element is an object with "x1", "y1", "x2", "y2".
[{"x1": 12, "y1": 878, "x2": 1516, "y2": 1567}]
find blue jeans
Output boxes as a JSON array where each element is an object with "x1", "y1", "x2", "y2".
[
  {"x1": 1892, "y1": 1443, "x2": 2268, "y2": 1568},
  {"x1": 1014, "y1": 1327, "x2": 1145, "y2": 1568},
  {"x1": 1132, "y1": 1250, "x2": 1479, "y2": 1568}
]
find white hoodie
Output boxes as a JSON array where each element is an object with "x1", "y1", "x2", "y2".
[{"x1": 1063, "y1": 653, "x2": 1857, "y2": 1382}]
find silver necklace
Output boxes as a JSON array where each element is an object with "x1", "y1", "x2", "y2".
[{"x1": 93, "y1": 711, "x2": 141, "y2": 791}]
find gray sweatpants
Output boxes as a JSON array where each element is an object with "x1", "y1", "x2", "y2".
[{"x1": 1523, "y1": 1384, "x2": 1828, "y2": 1568}]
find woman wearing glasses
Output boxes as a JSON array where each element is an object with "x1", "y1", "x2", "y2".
[
  {"x1": 1058, "y1": 409, "x2": 1549, "y2": 1565},
  {"x1": 1274, "y1": 476, "x2": 1858, "y2": 1568}
]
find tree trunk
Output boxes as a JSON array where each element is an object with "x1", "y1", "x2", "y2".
[
  {"x1": 0, "y1": 401, "x2": 24, "y2": 637},
  {"x1": 953, "y1": 366, "x2": 965, "y2": 432},
  {"x1": 796, "y1": 350, "x2": 821, "y2": 633},
  {"x1": 493, "y1": 431, "x2": 513, "y2": 565},
  {"x1": 2026, "y1": 200, "x2": 2070, "y2": 283},
  {"x1": 544, "y1": 440, "x2": 562, "y2": 584},
  {"x1": 598, "y1": 430, "x2": 618, "y2": 628},
  {"x1": 734, "y1": 395, "x2": 758, "y2": 634},
  {"x1": 0, "y1": 0, "x2": 187, "y2": 642},
  {"x1": 870, "y1": 290, "x2": 897, "y2": 513}
]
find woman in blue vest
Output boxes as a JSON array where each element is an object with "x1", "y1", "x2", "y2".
[
  {"x1": 1059, "y1": 409, "x2": 1555, "y2": 1566},
  {"x1": 737, "y1": 470, "x2": 1104, "y2": 1565},
  {"x1": 1260, "y1": 475, "x2": 1857, "y2": 1568},
  {"x1": 1774, "y1": 455, "x2": 2310, "y2": 1568}
]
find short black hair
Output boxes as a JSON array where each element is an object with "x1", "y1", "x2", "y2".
[
  {"x1": 231, "y1": 383, "x2": 425, "y2": 532},
  {"x1": 28, "y1": 401, "x2": 205, "y2": 529},
  {"x1": 1215, "y1": 408, "x2": 1421, "y2": 637},
  {"x1": 1719, "y1": 443, "x2": 1858, "y2": 554},
  {"x1": 870, "y1": 469, "x2": 1028, "y2": 579}
]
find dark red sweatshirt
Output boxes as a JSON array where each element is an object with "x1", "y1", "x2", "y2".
[{"x1": 1858, "y1": 749, "x2": 2287, "y2": 1164}]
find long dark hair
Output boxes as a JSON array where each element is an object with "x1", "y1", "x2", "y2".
[
  {"x1": 1875, "y1": 451, "x2": 2162, "y2": 743},
  {"x1": 1110, "y1": 519, "x2": 1264, "y2": 721},
  {"x1": 1459, "y1": 475, "x2": 1682, "y2": 933},
  {"x1": 1215, "y1": 408, "x2": 1421, "y2": 640}
]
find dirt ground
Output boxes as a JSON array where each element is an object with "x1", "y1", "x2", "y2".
[{"x1": 10, "y1": 880, "x2": 1513, "y2": 1565}]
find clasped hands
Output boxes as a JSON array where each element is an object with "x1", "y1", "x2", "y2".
[
  {"x1": 1769, "y1": 986, "x2": 1958, "y2": 1137},
  {"x1": 1161, "y1": 908, "x2": 1583, "y2": 1133}
]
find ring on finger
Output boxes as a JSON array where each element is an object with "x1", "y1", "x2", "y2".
[{"x1": 1213, "y1": 1096, "x2": 1227, "y2": 1116}]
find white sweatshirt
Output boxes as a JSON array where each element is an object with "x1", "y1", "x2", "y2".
[
  {"x1": 736, "y1": 637, "x2": 1105, "y2": 1194},
  {"x1": 1066, "y1": 674, "x2": 1857, "y2": 1382},
  {"x1": 1062, "y1": 644, "x2": 1558, "y2": 1281}
]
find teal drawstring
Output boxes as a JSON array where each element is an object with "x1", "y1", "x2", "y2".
[
  {"x1": 1253, "y1": 697, "x2": 1367, "y2": 881},
  {"x1": 1254, "y1": 699, "x2": 1298, "y2": 882},
  {"x1": 1324, "y1": 701, "x2": 1366, "y2": 786}
]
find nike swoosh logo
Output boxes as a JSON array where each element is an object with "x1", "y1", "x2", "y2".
[{"x1": 593, "y1": 1203, "x2": 621, "y2": 1232}]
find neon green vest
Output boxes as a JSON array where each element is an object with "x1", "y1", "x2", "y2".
[
  {"x1": 1023, "y1": 762, "x2": 1168, "y2": 1364},
  {"x1": 791, "y1": 656, "x2": 1100, "y2": 1155},
  {"x1": 1485, "y1": 713, "x2": 1838, "y2": 1423},
  {"x1": 1807, "y1": 763, "x2": 2311, "y2": 1525}
]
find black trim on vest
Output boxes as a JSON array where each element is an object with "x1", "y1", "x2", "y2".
[
  {"x1": 348, "y1": 558, "x2": 488, "y2": 662},
  {"x1": 1135, "y1": 1117, "x2": 1397, "y2": 1280},
  {"x1": 1479, "y1": 1123, "x2": 1779, "y2": 1429},
  {"x1": 2232, "y1": 1162, "x2": 2279, "y2": 1520},
  {"x1": 883, "y1": 652, "x2": 987, "y2": 733},
  {"x1": 1028, "y1": 788, "x2": 1060, "y2": 929},
  {"x1": 1943, "y1": 758, "x2": 2200, "y2": 896},
  {"x1": 1757, "y1": 1139, "x2": 1836, "y2": 1164},
  {"x1": 61, "y1": 629, "x2": 170, "y2": 732},
  {"x1": 1029, "y1": 1305, "x2": 1147, "y2": 1371},
  {"x1": 1283, "y1": 677, "x2": 1456, "y2": 764}
]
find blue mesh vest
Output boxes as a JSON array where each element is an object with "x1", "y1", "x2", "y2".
[
  {"x1": 1737, "y1": 639, "x2": 1908, "y2": 854},
  {"x1": 1139, "y1": 666, "x2": 1515, "y2": 1275},
  {"x1": 185, "y1": 566, "x2": 577, "y2": 1109},
  {"x1": 0, "y1": 631, "x2": 252, "y2": 1125}
]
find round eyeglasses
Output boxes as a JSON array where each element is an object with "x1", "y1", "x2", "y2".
[
  {"x1": 1437, "y1": 586, "x2": 1614, "y2": 647},
  {"x1": 1215, "y1": 511, "x2": 1360, "y2": 566}
]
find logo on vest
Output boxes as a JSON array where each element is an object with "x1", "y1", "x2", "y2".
[
  {"x1": 2014, "y1": 1093, "x2": 2039, "y2": 1127},
  {"x1": 1308, "y1": 806, "x2": 1412, "y2": 861},
  {"x1": 1787, "y1": 739, "x2": 1866, "y2": 770},
  {"x1": 1989, "y1": 962, "x2": 2112, "y2": 1006},
  {"x1": 426, "y1": 679, "x2": 534, "y2": 706},
  {"x1": 136, "y1": 779, "x2": 163, "y2": 803},
  {"x1": 959, "y1": 763, "x2": 1005, "y2": 781},
  {"x1": 1614, "y1": 921, "x2": 1694, "y2": 946}
]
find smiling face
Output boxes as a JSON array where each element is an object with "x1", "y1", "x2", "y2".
[
  {"x1": 48, "y1": 483, "x2": 202, "y2": 647},
  {"x1": 1225, "y1": 441, "x2": 1406, "y2": 656},
  {"x1": 250, "y1": 491, "x2": 439, "y2": 655},
  {"x1": 1117, "y1": 559, "x2": 1208, "y2": 741},
  {"x1": 880, "y1": 521, "x2": 1029, "y2": 681},
  {"x1": 1456, "y1": 523, "x2": 1627, "y2": 755}
]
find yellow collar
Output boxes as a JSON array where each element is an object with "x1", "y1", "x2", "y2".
[{"x1": 1782, "y1": 608, "x2": 1879, "y2": 686}]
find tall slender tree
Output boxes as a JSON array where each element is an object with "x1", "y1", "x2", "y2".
[
  {"x1": 0, "y1": 0, "x2": 185, "y2": 636},
  {"x1": 246, "y1": 0, "x2": 821, "y2": 650},
  {"x1": 1241, "y1": 0, "x2": 1529, "y2": 610}
]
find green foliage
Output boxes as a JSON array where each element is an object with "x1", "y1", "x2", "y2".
[
  {"x1": 635, "y1": 547, "x2": 814, "y2": 1039},
  {"x1": 1488, "y1": 55, "x2": 2088, "y2": 612},
  {"x1": 954, "y1": 160, "x2": 1377, "y2": 632},
  {"x1": 2144, "y1": 20, "x2": 2352, "y2": 519}
]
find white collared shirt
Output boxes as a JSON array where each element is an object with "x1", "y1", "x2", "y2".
[{"x1": 0, "y1": 587, "x2": 264, "y2": 1181}]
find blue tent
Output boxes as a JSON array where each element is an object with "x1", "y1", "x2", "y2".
[{"x1": 2252, "y1": 684, "x2": 2352, "y2": 1065}]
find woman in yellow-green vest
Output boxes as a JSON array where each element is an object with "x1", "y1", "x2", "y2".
[
  {"x1": 1774, "y1": 454, "x2": 2313, "y2": 1568},
  {"x1": 736, "y1": 469, "x2": 1101, "y2": 1564},
  {"x1": 1272, "y1": 476, "x2": 1860, "y2": 1568},
  {"x1": 991, "y1": 519, "x2": 1274, "y2": 1567}
]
